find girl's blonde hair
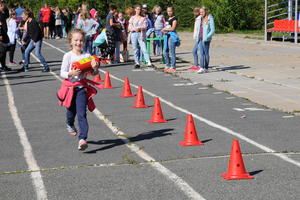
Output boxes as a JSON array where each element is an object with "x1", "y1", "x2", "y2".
[
  {"x1": 200, "y1": 6, "x2": 209, "y2": 15},
  {"x1": 67, "y1": 29, "x2": 85, "y2": 47},
  {"x1": 152, "y1": 5, "x2": 162, "y2": 14},
  {"x1": 125, "y1": 7, "x2": 134, "y2": 17}
]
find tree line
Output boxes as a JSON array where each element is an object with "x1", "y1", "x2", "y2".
[{"x1": 7, "y1": 0, "x2": 275, "y2": 32}]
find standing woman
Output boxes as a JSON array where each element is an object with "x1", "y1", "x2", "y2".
[
  {"x1": 162, "y1": 6, "x2": 180, "y2": 72},
  {"x1": 189, "y1": 7, "x2": 201, "y2": 71},
  {"x1": 7, "y1": 11, "x2": 18, "y2": 65},
  {"x1": 128, "y1": 4, "x2": 152, "y2": 69},
  {"x1": 196, "y1": 7, "x2": 215, "y2": 73},
  {"x1": 55, "y1": 7, "x2": 63, "y2": 39},
  {"x1": 21, "y1": 10, "x2": 49, "y2": 72},
  {"x1": 152, "y1": 5, "x2": 165, "y2": 56}
]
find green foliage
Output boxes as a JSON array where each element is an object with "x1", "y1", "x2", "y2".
[{"x1": 6, "y1": 0, "x2": 266, "y2": 32}]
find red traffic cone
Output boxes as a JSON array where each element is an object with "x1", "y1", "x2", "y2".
[
  {"x1": 221, "y1": 140, "x2": 254, "y2": 180},
  {"x1": 93, "y1": 73, "x2": 103, "y2": 82},
  {"x1": 148, "y1": 97, "x2": 167, "y2": 123},
  {"x1": 132, "y1": 86, "x2": 148, "y2": 108},
  {"x1": 103, "y1": 71, "x2": 113, "y2": 89},
  {"x1": 120, "y1": 77, "x2": 134, "y2": 98},
  {"x1": 179, "y1": 114, "x2": 204, "y2": 146}
]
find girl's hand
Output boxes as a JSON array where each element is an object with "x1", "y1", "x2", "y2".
[
  {"x1": 69, "y1": 69, "x2": 81, "y2": 77},
  {"x1": 91, "y1": 60, "x2": 99, "y2": 71}
]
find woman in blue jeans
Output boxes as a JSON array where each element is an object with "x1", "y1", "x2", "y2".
[
  {"x1": 194, "y1": 7, "x2": 215, "y2": 74},
  {"x1": 162, "y1": 6, "x2": 180, "y2": 72},
  {"x1": 22, "y1": 10, "x2": 49, "y2": 72},
  {"x1": 128, "y1": 4, "x2": 152, "y2": 69}
]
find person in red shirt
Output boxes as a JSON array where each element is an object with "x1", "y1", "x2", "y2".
[{"x1": 41, "y1": 3, "x2": 51, "y2": 39}]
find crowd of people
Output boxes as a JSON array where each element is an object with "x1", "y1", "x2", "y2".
[{"x1": 0, "y1": 2, "x2": 215, "y2": 74}]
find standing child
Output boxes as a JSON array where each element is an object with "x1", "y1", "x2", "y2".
[
  {"x1": 7, "y1": 11, "x2": 18, "y2": 65},
  {"x1": 152, "y1": 5, "x2": 165, "y2": 56},
  {"x1": 189, "y1": 7, "x2": 201, "y2": 71},
  {"x1": 195, "y1": 7, "x2": 215, "y2": 74},
  {"x1": 117, "y1": 11, "x2": 129, "y2": 61},
  {"x1": 59, "y1": 29, "x2": 100, "y2": 151},
  {"x1": 162, "y1": 6, "x2": 180, "y2": 72}
]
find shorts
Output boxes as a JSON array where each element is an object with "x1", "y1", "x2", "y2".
[{"x1": 43, "y1": 22, "x2": 49, "y2": 27}]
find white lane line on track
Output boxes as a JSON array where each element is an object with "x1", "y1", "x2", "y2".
[
  {"x1": 41, "y1": 41, "x2": 206, "y2": 200},
  {"x1": 44, "y1": 40, "x2": 300, "y2": 168},
  {"x1": 233, "y1": 108, "x2": 245, "y2": 112},
  {"x1": 1, "y1": 73, "x2": 48, "y2": 200}
]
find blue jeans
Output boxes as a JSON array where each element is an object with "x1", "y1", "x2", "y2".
[
  {"x1": 198, "y1": 40, "x2": 211, "y2": 69},
  {"x1": 192, "y1": 41, "x2": 200, "y2": 66},
  {"x1": 24, "y1": 40, "x2": 48, "y2": 70},
  {"x1": 66, "y1": 88, "x2": 88, "y2": 140},
  {"x1": 163, "y1": 36, "x2": 176, "y2": 68},
  {"x1": 84, "y1": 35, "x2": 93, "y2": 54},
  {"x1": 131, "y1": 32, "x2": 151, "y2": 64},
  {"x1": 153, "y1": 30, "x2": 162, "y2": 55}
]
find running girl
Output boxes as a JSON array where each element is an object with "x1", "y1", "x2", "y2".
[{"x1": 59, "y1": 29, "x2": 99, "y2": 151}]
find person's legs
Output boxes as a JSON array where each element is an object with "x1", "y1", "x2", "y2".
[
  {"x1": 34, "y1": 40, "x2": 49, "y2": 70},
  {"x1": 163, "y1": 36, "x2": 170, "y2": 67},
  {"x1": 155, "y1": 30, "x2": 163, "y2": 56},
  {"x1": 23, "y1": 40, "x2": 35, "y2": 70},
  {"x1": 8, "y1": 43, "x2": 16, "y2": 63},
  {"x1": 203, "y1": 41, "x2": 211, "y2": 69},
  {"x1": 66, "y1": 95, "x2": 77, "y2": 127},
  {"x1": 76, "y1": 88, "x2": 88, "y2": 141},
  {"x1": 198, "y1": 41, "x2": 205, "y2": 68},
  {"x1": 138, "y1": 38, "x2": 151, "y2": 65},
  {"x1": 192, "y1": 41, "x2": 199, "y2": 67},
  {"x1": 169, "y1": 40, "x2": 176, "y2": 68},
  {"x1": 131, "y1": 33, "x2": 140, "y2": 64}
]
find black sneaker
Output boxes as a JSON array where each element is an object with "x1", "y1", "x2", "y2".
[
  {"x1": 134, "y1": 64, "x2": 140, "y2": 69},
  {"x1": 3, "y1": 67, "x2": 12, "y2": 71},
  {"x1": 42, "y1": 68, "x2": 50, "y2": 72}
]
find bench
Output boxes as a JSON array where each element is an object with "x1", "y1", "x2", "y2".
[{"x1": 266, "y1": 20, "x2": 300, "y2": 41}]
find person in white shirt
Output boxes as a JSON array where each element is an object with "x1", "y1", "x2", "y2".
[{"x1": 7, "y1": 11, "x2": 17, "y2": 65}]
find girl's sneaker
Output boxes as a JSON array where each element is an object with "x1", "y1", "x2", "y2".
[
  {"x1": 197, "y1": 67, "x2": 208, "y2": 74},
  {"x1": 78, "y1": 139, "x2": 88, "y2": 151},
  {"x1": 167, "y1": 68, "x2": 176, "y2": 72},
  {"x1": 9, "y1": 62, "x2": 16, "y2": 65},
  {"x1": 163, "y1": 67, "x2": 170, "y2": 72},
  {"x1": 66, "y1": 124, "x2": 77, "y2": 136},
  {"x1": 188, "y1": 66, "x2": 199, "y2": 70}
]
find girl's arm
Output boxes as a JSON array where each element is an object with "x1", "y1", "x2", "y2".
[
  {"x1": 60, "y1": 54, "x2": 81, "y2": 79},
  {"x1": 163, "y1": 19, "x2": 177, "y2": 32},
  {"x1": 128, "y1": 17, "x2": 134, "y2": 32},
  {"x1": 206, "y1": 16, "x2": 215, "y2": 38}
]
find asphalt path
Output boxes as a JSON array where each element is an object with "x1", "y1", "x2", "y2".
[{"x1": 0, "y1": 38, "x2": 299, "y2": 199}]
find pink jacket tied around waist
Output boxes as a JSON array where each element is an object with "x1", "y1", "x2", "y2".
[{"x1": 57, "y1": 79, "x2": 102, "y2": 112}]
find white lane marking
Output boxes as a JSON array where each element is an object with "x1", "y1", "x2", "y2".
[
  {"x1": 198, "y1": 87, "x2": 208, "y2": 90},
  {"x1": 1, "y1": 73, "x2": 48, "y2": 199},
  {"x1": 244, "y1": 107, "x2": 270, "y2": 111},
  {"x1": 44, "y1": 42, "x2": 300, "y2": 168},
  {"x1": 42, "y1": 43, "x2": 206, "y2": 200},
  {"x1": 174, "y1": 83, "x2": 197, "y2": 87},
  {"x1": 282, "y1": 115, "x2": 295, "y2": 119},
  {"x1": 103, "y1": 71, "x2": 300, "y2": 168},
  {"x1": 144, "y1": 68, "x2": 155, "y2": 71},
  {"x1": 213, "y1": 92, "x2": 223, "y2": 94},
  {"x1": 132, "y1": 69, "x2": 143, "y2": 72},
  {"x1": 233, "y1": 108, "x2": 245, "y2": 112},
  {"x1": 226, "y1": 97, "x2": 236, "y2": 99},
  {"x1": 231, "y1": 91, "x2": 247, "y2": 94}
]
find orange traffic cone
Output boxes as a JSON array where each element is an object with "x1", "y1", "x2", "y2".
[
  {"x1": 120, "y1": 77, "x2": 134, "y2": 98},
  {"x1": 93, "y1": 73, "x2": 103, "y2": 82},
  {"x1": 221, "y1": 140, "x2": 254, "y2": 180},
  {"x1": 148, "y1": 97, "x2": 167, "y2": 123},
  {"x1": 103, "y1": 71, "x2": 113, "y2": 89},
  {"x1": 132, "y1": 86, "x2": 148, "y2": 108},
  {"x1": 179, "y1": 114, "x2": 204, "y2": 146}
]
